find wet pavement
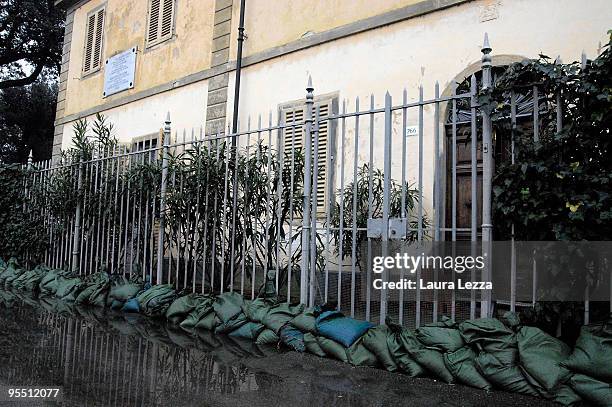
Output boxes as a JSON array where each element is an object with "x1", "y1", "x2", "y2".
[{"x1": 0, "y1": 291, "x2": 559, "y2": 407}]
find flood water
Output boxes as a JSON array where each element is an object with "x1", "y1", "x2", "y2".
[{"x1": 0, "y1": 291, "x2": 556, "y2": 407}]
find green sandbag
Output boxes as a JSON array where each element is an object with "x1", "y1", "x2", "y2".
[
  {"x1": 347, "y1": 337, "x2": 379, "y2": 367},
  {"x1": 444, "y1": 346, "x2": 491, "y2": 390},
  {"x1": 2, "y1": 267, "x2": 24, "y2": 287},
  {"x1": 303, "y1": 332, "x2": 326, "y2": 356},
  {"x1": 109, "y1": 282, "x2": 142, "y2": 302},
  {"x1": 256, "y1": 328, "x2": 280, "y2": 346},
  {"x1": 459, "y1": 318, "x2": 516, "y2": 353},
  {"x1": 262, "y1": 303, "x2": 305, "y2": 334},
  {"x1": 136, "y1": 284, "x2": 177, "y2": 317},
  {"x1": 476, "y1": 352, "x2": 539, "y2": 396},
  {"x1": 215, "y1": 312, "x2": 248, "y2": 334},
  {"x1": 562, "y1": 321, "x2": 612, "y2": 383},
  {"x1": 316, "y1": 336, "x2": 348, "y2": 363},
  {"x1": 416, "y1": 317, "x2": 464, "y2": 353},
  {"x1": 180, "y1": 298, "x2": 215, "y2": 328},
  {"x1": 569, "y1": 374, "x2": 612, "y2": 407},
  {"x1": 290, "y1": 307, "x2": 317, "y2": 333},
  {"x1": 387, "y1": 329, "x2": 425, "y2": 377},
  {"x1": 229, "y1": 321, "x2": 265, "y2": 340},
  {"x1": 39, "y1": 269, "x2": 69, "y2": 296},
  {"x1": 195, "y1": 312, "x2": 220, "y2": 330},
  {"x1": 213, "y1": 292, "x2": 245, "y2": 322},
  {"x1": 165, "y1": 293, "x2": 206, "y2": 324},
  {"x1": 54, "y1": 277, "x2": 84, "y2": 302},
  {"x1": 517, "y1": 326, "x2": 572, "y2": 391},
  {"x1": 400, "y1": 329, "x2": 454, "y2": 383},
  {"x1": 12, "y1": 267, "x2": 45, "y2": 290},
  {"x1": 552, "y1": 384, "x2": 582, "y2": 407},
  {"x1": 242, "y1": 298, "x2": 272, "y2": 323},
  {"x1": 361, "y1": 325, "x2": 397, "y2": 372}
]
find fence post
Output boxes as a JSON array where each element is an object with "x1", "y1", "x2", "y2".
[
  {"x1": 157, "y1": 113, "x2": 171, "y2": 285},
  {"x1": 71, "y1": 153, "x2": 84, "y2": 273},
  {"x1": 379, "y1": 92, "x2": 392, "y2": 322},
  {"x1": 301, "y1": 77, "x2": 314, "y2": 305},
  {"x1": 480, "y1": 33, "x2": 493, "y2": 318}
]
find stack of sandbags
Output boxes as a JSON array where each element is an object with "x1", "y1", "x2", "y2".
[
  {"x1": 0, "y1": 258, "x2": 24, "y2": 288},
  {"x1": 38, "y1": 268, "x2": 71, "y2": 297},
  {"x1": 107, "y1": 274, "x2": 143, "y2": 309}
]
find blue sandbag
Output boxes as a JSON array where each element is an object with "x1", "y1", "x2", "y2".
[
  {"x1": 121, "y1": 297, "x2": 140, "y2": 313},
  {"x1": 316, "y1": 310, "x2": 374, "y2": 348}
]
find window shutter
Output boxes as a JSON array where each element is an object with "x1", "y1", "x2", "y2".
[
  {"x1": 161, "y1": 0, "x2": 174, "y2": 38},
  {"x1": 148, "y1": 0, "x2": 174, "y2": 47},
  {"x1": 148, "y1": 0, "x2": 160, "y2": 44},
  {"x1": 92, "y1": 9, "x2": 104, "y2": 68},
  {"x1": 282, "y1": 101, "x2": 332, "y2": 212},
  {"x1": 314, "y1": 102, "x2": 331, "y2": 211},
  {"x1": 83, "y1": 8, "x2": 104, "y2": 74}
]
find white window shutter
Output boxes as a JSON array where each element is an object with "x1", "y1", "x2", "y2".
[{"x1": 148, "y1": 0, "x2": 174, "y2": 47}]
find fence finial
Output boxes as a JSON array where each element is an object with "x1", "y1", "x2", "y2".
[
  {"x1": 555, "y1": 55, "x2": 562, "y2": 64},
  {"x1": 581, "y1": 50, "x2": 587, "y2": 69},
  {"x1": 307, "y1": 75, "x2": 313, "y2": 92},
  {"x1": 27, "y1": 150, "x2": 33, "y2": 167}
]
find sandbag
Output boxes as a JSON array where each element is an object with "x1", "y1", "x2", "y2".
[
  {"x1": 213, "y1": 292, "x2": 245, "y2": 322},
  {"x1": 262, "y1": 303, "x2": 305, "y2": 334},
  {"x1": 385, "y1": 321, "x2": 425, "y2": 377},
  {"x1": 108, "y1": 279, "x2": 142, "y2": 303},
  {"x1": 74, "y1": 272, "x2": 110, "y2": 306},
  {"x1": 290, "y1": 307, "x2": 317, "y2": 333},
  {"x1": 303, "y1": 332, "x2": 326, "y2": 357},
  {"x1": 165, "y1": 293, "x2": 206, "y2": 324},
  {"x1": 12, "y1": 266, "x2": 46, "y2": 291},
  {"x1": 180, "y1": 298, "x2": 215, "y2": 328},
  {"x1": 552, "y1": 384, "x2": 583, "y2": 407},
  {"x1": 316, "y1": 310, "x2": 374, "y2": 348},
  {"x1": 562, "y1": 321, "x2": 612, "y2": 383},
  {"x1": 399, "y1": 328, "x2": 454, "y2": 383},
  {"x1": 229, "y1": 321, "x2": 265, "y2": 340},
  {"x1": 346, "y1": 337, "x2": 379, "y2": 367},
  {"x1": 215, "y1": 312, "x2": 248, "y2": 334},
  {"x1": 121, "y1": 298, "x2": 140, "y2": 313},
  {"x1": 476, "y1": 352, "x2": 539, "y2": 396},
  {"x1": 279, "y1": 324, "x2": 305, "y2": 352},
  {"x1": 195, "y1": 312, "x2": 220, "y2": 331},
  {"x1": 255, "y1": 328, "x2": 279, "y2": 346},
  {"x1": 459, "y1": 318, "x2": 517, "y2": 353},
  {"x1": 316, "y1": 336, "x2": 349, "y2": 363},
  {"x1": 136, "y1": 284, "x2": 177, "y2": 317},
  {"x1": 361, "y1": 325, "x2": 397, "y2": 372},
  {"x1": 39, "y1": 269, "x2": 70, "y2": 296},
  {"x1": 2, "y1": 266, "x2": 24, "y2": 287},
  {"x1": 416, "y1": 317, "x2": 464, "y2": 353},
  {"x1": 569, "y1": 374, "x2": 612, "y2": 407},
  {"x1": 444, "y1": 346, "x2": 491, "y2": 390},
  {"x1": 517, "y1": 326, "x2": 572, "y2": 391},
  {"x1": 54, "y1": 277, "x2": 84, "y2": 302},
  {"x1": 242, "y1": 298, "x2": 272, "y2": 323}
]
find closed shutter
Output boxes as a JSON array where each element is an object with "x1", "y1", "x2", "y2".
[
  {"x1": 83, "y1": 8, "x2": 105, "y2": 74},
  {"x1": 281, "y1": 100, "x2": 333, "y2": 212},
  {"x1": 147, "y1": 0, "x2": 175, "y2": 47}
]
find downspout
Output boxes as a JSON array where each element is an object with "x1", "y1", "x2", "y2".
[{"x1": 231, "y1": 0, "x2": 246, "y2": 139}]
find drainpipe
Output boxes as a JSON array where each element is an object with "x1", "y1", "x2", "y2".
[{"x1": 231, "y1": 0, "x2": 246, "y2": 140}]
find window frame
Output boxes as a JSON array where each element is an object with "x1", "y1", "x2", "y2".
[
  {"x1": 146, "y1": 0, "x2": 177, "y2": 49},
  {"x1": 81, "y1": 5, "x2": 106, "y2": 77}
]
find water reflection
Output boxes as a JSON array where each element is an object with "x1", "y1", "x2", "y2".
[{"x1": 0, "y1": 291, "x2": 267, "y2": 406}]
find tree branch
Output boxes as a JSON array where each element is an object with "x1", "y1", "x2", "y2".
[{"x1": 0, "y1": 62, "x2": 45, "y2": 90}]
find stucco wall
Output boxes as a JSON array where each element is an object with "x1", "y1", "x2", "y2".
[
  {"x1": 229, "y1": 0, "x2": 425, "y2": 58},
  {"x1": 224, "y1": 0, "x2": 612, "y2": 215},
  {"x1": 61, "y1": 80, "x2": 208, "y2": 149},
  {"x1": 63, "y1": 0, "x2": 215, "y2": 117}
]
